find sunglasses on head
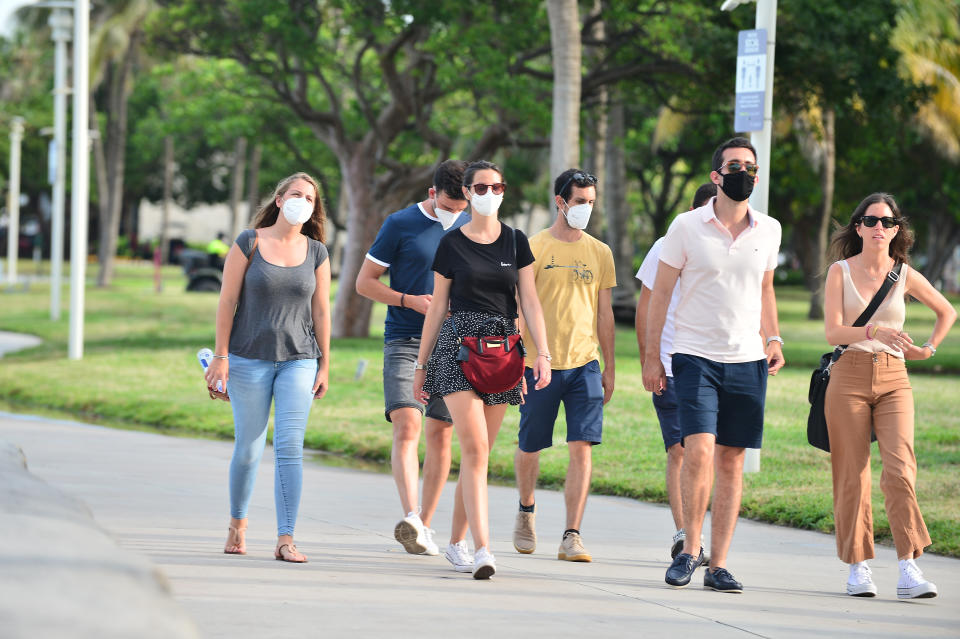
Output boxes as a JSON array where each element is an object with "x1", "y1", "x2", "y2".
[
  {"x1": 468, "y1": 182, "x2": 506, "y2": 196},
  {"x1": 716, "y1": 160, "x2": 759, "y2": 177},
  {"x1": 559, "y1": 171, "x2": 598, "y2": 198},
  {"x1": 859, "y1": 215, "x2": 901, "y2": 229}
]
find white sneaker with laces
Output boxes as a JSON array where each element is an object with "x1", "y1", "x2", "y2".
[
  {"x1": 846, "y1": 561, "x2": 878, "y2": 597},
  {"x1": 421, "y1": 526, "x2": 440, "y2": 556},
  {"x1": 394, "y1": 512, "x2": 427, "y2": 554},
  {"x1": 897, "y1": 558, "x2": 938, "y2": 599},
  {"x1": 473, "y1": 546, "x2": 496, "y2": 580},
  {"x1": 444, "y1": 540, "x2": 474, "y2": 573}
]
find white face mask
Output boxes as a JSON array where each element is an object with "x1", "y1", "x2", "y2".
[
  {"x1": 433, "y1": 198, "x2": 462, "y2": 230},
  {"x1": 471, "y1": 190, "x2": 503, "y2": 217},
  {"x1": 281, "y1": 197, "x2": 312, "y2": 225},
  {"x1": 561, "y1": 202, "x2": 593, "y2": 230}
]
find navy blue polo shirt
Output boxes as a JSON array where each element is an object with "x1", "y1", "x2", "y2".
[{"x1": 366, "y1": 203, "x2": 468, "y2": 342}]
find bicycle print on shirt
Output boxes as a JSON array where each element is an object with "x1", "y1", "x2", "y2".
[{"x1": 544, "y1": 254, "x2": 594, "y2": 284}]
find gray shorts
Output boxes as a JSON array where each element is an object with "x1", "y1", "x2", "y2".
[{"x1": 383, "y1": 338, "x2": 452, "y2": 423}]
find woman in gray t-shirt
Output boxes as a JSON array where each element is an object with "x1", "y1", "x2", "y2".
[{"x1": 204, "y1": 172, "x2": 330, "y2": 563}]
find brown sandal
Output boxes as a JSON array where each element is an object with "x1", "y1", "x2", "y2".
[
  {"x1": 274, "y1": 543, "x2": 308, "y2": 563},
  {"x1": 224, "y1": 525, "x2": 247, "y2": 555}
]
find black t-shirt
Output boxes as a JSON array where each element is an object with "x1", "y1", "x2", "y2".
[{"x1": 432, "y1": 223, "x2": 535, "y2": 318}]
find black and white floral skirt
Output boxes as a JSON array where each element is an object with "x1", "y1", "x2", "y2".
[{"x1": 423, "y1": 311, "x2": 523, "y2": 406}]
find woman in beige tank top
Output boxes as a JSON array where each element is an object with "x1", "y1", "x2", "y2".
[{"x1": 822, "y1": 193, "x2": 955, "y2": 599}]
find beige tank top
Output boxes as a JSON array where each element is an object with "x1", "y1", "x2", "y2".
[{"x1": 839, "y1": 259, "x2": 907, "y2": 358}]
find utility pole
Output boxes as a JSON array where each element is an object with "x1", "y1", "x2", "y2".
[
  {"x1": 49, "y1": 6, "x2": 71, "y2": 319},
  {"x1": 5, "y1": 117, "x2": 25, "y2": 286},
  {"x1": 68, "y1": 0, "x2": 89, "y2": 360}
]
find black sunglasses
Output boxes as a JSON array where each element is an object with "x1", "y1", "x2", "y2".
[
  {"x1": 468, "y1": 182, "x2": 506, "y2": 196},
  {"x1": 716, "y1": 160, "x2": 759, "y2": 177},
  {"x1": 859, "y1": 215, "x2": 901, "y2": 229},
  {"x1": 559, "y1": 171, "x2": 598, "y2": 198}
]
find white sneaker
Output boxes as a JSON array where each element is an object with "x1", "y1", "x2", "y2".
[
  {"x1": 897, "y1": 558, "x2": 938, "y2": 599},
  {"x1": 846, "y1": 561, "x2": 878, "y2": 597},
  {"x1": 473, "y1": 546, "x2": 496, "y2": 580},
  {"x1": 421, "y1": 526, "x2": 440, "y2": 556},
  {"x1": 394, "y1": 512, "x2": 427, "y2": 554},
  {"x1": 444, "y1": 541, "x2": 474, "y2": 573}
]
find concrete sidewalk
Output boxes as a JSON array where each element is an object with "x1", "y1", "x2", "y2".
[
  {"x1": 1, "y1": 411, "x2": 957, "y2": 638},
  {"x1": 0, "y1": 330, "x2": 41, "y2": 358}
]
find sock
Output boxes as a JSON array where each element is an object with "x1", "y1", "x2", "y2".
[
  {"x1": 563, "y1": 528, "x2": 579, "y2": 538},
  {"x1": 519, "y1": 501, "x2": 535, "y2": 513}
]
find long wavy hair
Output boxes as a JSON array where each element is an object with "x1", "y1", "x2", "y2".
[
  {"x1": 828, "y1": 192, "x2": 913, "y2": 265},
  {"x1": 250, "y1": 172, "x2": 326, "y2": 243}
]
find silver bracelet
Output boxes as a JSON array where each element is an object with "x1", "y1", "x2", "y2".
[
  {"x1": 212, "y1": 355, "x2": 228, "y2": 360},
  {"x1": 922, "y1": 342, "x2": 937, "y2": 356}
]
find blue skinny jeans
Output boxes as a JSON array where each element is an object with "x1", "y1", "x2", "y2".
[{"x1": 227, "y1": 354, "x2": 317, "y2": 536}]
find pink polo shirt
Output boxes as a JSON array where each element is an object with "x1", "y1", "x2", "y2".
[{"x1": 658, "y1": 198, "x2": 781, "y2": 363}]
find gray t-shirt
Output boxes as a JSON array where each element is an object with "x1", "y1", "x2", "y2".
[{"x1": 229, "y1": 229, "x2": 329, "y2": 362}]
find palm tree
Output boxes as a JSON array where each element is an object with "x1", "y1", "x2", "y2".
[
  {"x1": 892, "y1": 0, "x2": 960, "y2": 283},
  {"x1": 89, "y1": 0, "x2": 155, "y2": 287},
  {"x1": 547, "y1": 0, "x2": 582, "y2": 208}
]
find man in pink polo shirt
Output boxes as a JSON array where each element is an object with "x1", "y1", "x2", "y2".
[{"x1": 643, "y1": 137, "x2": 785, "y2": 594}]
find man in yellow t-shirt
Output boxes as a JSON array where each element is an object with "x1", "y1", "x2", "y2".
[{"x1": 513, "y1": 168, "x2": 617, "y2": 563}]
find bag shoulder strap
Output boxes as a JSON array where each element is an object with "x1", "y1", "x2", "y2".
[
  {"x1": 835, "y1": 262, "x2": 902, "y2": 357},
  {"x1": 852, "y1": 262, "x2": 902, "y2": 327}
]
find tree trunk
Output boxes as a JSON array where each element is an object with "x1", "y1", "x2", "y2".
[
  {"x1": 229, "y1": 137, "x2": 248, "y2": 238},
  {"x1": 583, "y1": 0, "x2": 606, "y2": 239},
  {"x1": 160, "y1": 136, "x2": 174, "y2": 265},
  {"x1": 924, "y1": 210, "x2": 960, "y2": 289},
  {"x1": 97, "y1": 28, "x2": 140, "y2": 287},
  {"x1": 245, "y1": 143, "x2": 262, "y2": 226},
  {"x1": 604, "y1": 97, "x2": 635, "y2": 324},
  {"x1": 331, "y1": 150, "x2": 377, "y2": 337},
  {"x1": 89, "y1": 96, "x2": 109, "y2": 236},
  {"x1": 547, "y1": 0, "x2": 582, "y2": 211},
  {"x1": 807, "y1": 107, "x2": 835, "y2": 320}
]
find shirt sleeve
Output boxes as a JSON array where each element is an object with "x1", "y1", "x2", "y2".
[
  {"x1": 515, "y1": 229, "x2": 535, "y2": 269},
  {"x1": 636, "y1": 239, "x2": 663, "y2": 288},
  {"x1": 314, "y1": 241, "x2": 329, "y2": 269},
  {"x1": 234, "y1": 229, "x2": 256, "y2": 258},
  {"x1": 366, "y1": 215, "x2": 398, "y2": 268},
  {"x1": 598, "y1": 243, "x2": 617, "y2": 289},
  {"x1": 658, "y1": 217, "x2": 686, "y2": 270},
  {"x1": 765, "y1": 218, "x2": 781, "y2": 271},
  {"x1": 431, "y1": 233, "x2": 454, "y2": 279}
]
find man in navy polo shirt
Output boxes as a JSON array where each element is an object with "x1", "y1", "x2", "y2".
[{"x1": 356, "y1": 160, "x2": 471, "y2": 567}]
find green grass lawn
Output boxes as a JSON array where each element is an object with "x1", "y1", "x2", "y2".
[{"x1": 1, "y1": 260, "x2": 958, "y2": 557}]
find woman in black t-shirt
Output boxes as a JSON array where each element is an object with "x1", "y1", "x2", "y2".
[{"x1": 414, "y1": 160, "x2": 551, "y2": 579}]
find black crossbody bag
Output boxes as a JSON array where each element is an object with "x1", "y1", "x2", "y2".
[{"x1": 807, "y1": 262, "x2": 903, "y2": 452}]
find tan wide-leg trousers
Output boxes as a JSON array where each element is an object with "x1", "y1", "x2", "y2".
[{"x1": 824, "y1": 350, "x2": 931, "y2": 564}]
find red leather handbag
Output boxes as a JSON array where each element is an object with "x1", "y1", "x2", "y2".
[{"x1": 453, "y1": 317, "x2": 526, "y2": 394}]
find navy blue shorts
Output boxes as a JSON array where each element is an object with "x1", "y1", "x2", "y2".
[
  {"x1": 671, "y1": 353, "x2": 767, "y2": 449},
  {"x1": 517, "y1": 360, "x2": 604, "y2": 453},
  {"x1": 652, "y1": 378, "x2": 682, "y2": 451}
]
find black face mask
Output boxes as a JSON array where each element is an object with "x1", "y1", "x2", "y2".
[{"x1": 719, "y1": 170, "x2": 755, "y2": 202}]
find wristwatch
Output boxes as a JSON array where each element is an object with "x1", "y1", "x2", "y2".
[
  {"x1": 766, "y1": 336, "x2": 784, "y2": 346},
  {"x1": 922, "y1": 342, "x2": 937, "y2": 356},
  {"x1": 414, "y1": 362, "x2": 427, "y2": 371}
]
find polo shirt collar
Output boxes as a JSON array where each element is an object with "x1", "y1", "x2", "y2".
[{"x1": 699, "y1": 196, "x2": 760, "y2": 227}]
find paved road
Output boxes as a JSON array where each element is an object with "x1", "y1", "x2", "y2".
[{"x1": 2, "y1": 412, "x2": 958, "y2": 638}]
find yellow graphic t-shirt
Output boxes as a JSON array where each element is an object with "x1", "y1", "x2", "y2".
[{"x1": 522, "y1": 229, "x2": 616, "y2": 370}]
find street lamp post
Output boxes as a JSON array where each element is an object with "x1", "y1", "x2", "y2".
[
  {"x1": 5, "y1": 117, "x2": 25, "y2": 286},
  {"x1": 722, "y1": 0, "x2": 778, "y2": 473},
  {"x1": 48, "y1": 6, "x2": 71, "y2": 320},
  {"x1": 68, "y1": 0, "x2": 89, "y2": 360}
]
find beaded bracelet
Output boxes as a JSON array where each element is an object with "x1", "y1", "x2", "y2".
[{"x1": 865, "y1": 323, "x2": 875, "y2": 340}]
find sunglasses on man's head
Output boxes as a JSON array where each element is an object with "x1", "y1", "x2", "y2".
[
  {"x1": 716, "y1": 160, "x2": 759, "y2": 177},
  {"x1": 468, "y1": 182, "x2": 506, "y2": 195},
  {"x1": 559, "y1": 171, "x2": 598, "y2": 198},
  {"x1": 859, "y1": 215, "x2": 901, "y2": 229}
]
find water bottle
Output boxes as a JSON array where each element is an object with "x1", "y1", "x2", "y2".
[{"x1": 197, "y1": 348, "x2": 223, "y2": 392}]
